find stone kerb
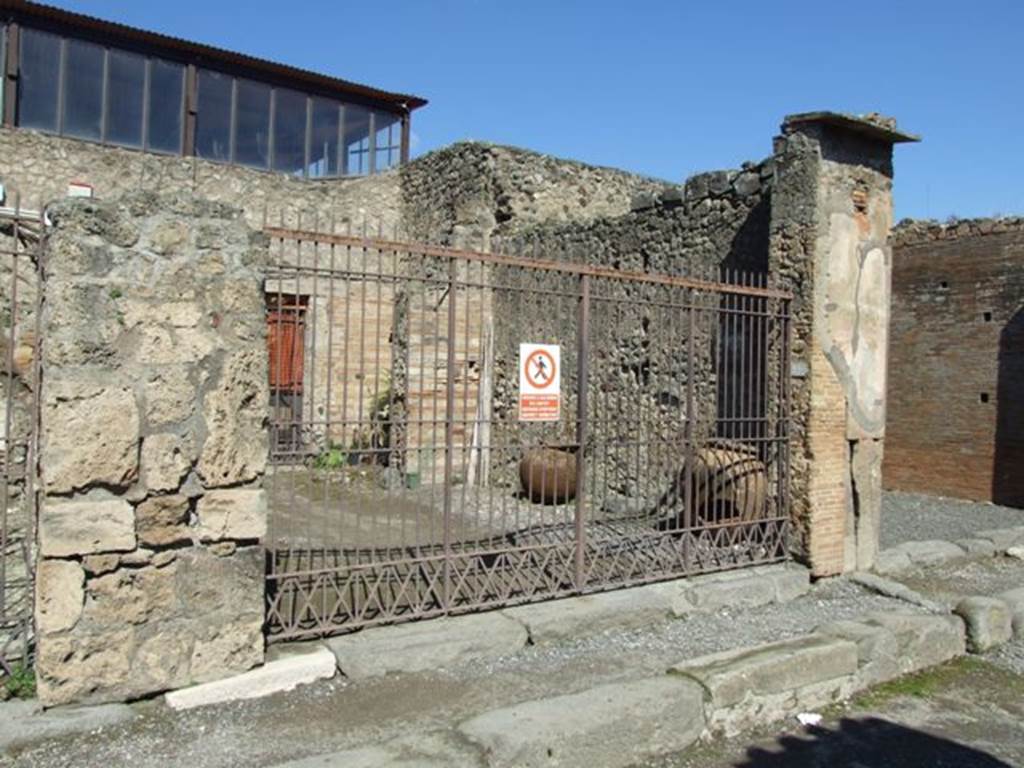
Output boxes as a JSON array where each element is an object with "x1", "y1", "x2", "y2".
[{"x1": 34, "y1": 192, "x2": 271, "y2": 706}]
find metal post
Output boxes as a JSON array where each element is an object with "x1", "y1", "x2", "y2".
[
  {"x1": 574, "y1": 274, "x2": 590, "y2": 590},
  {"x1": 400, "y1": 112, "x2": 411, "y2": 165},
  {"x1": 3, "y1": 23, "x2": 19, "y2": 128},
  {"x1": 442, "y1": 258, "x2": 457, "y2": 611},
  {"x1": 683, "y1": 301, "x2": 696, "y2": 535}
]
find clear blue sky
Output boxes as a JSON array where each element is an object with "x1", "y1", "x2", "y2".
[{"x1": 50, "y1": 0, "x2": 1024, "y2": 220}]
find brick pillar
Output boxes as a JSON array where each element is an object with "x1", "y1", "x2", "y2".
[
  {"x1": 35, "y1": 193, "x2": 270, "y2": 706},
  {"x1": 769, "y1": 113, "x2": 919, "y2": 576}
]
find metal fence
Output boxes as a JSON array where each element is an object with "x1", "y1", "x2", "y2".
[
  {"x1": 0, "y1": 198, "x2": 43, "y2": 674},
  {"x1": 263, "y1": 224, "x2": 792, "y2": 641}
]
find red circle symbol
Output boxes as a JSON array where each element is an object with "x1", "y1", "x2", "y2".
[{"x1": 524, "y1": 348, "x2": 557, "y2": 390}]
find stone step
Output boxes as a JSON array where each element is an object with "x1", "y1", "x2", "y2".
[
  {"x1": 164, "y1": 643, "x2": 336, "y2": 711},
  {"x1": 458, "y1": 676, "x2": 705, "y2": 768}
]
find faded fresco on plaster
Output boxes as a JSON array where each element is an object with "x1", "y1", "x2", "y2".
[{"x1": 819, "y1": 205, "x2": 892, "y2": 440}]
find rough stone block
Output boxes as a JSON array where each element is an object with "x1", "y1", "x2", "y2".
[
  {"x1": 674, "y1": 569, "x2": 776, "y2": 616},
  {"x1": 35, "y1": 559, "x2": 85, "y2": 635},
  {"x1": 458, "y1": 677, "x2": 705, "y2": 768},
  {"x1": 670, "y1": 635, "x2": 858, "y2": 708},
  {"x1": 41, "y1": 381, "x2": 140, "y2": 494},
  {"x1": 873, "y1": 548, "x2": 911, "y2": 575},
  {"x1": 197, "y1": 348, "x2": 269, "y2": 488},
  {"x1": 196, "y1": 488, "x2": 267, "y2": 542},
  {"x1": 956, "y1": 538, "x2": 997, "y2": 558},
  {"x1": 954, "y1": 596, "x2": 1013, "y2": 652},
  {"x1": 136, "y1": 494, "x2": 191, "y2": 547},
  {"x1": 816, "y1": 619, "x2": 900, "y2": 688},
  {"x1": 863, "y1": 612, "x2": 966, "y2": 674},
  {"x1": 165, "y1": 643, "x2": 335, "y2": 711},
  {"x1": 894, "y1": 540, "x2": 967, "y2": 567},
  {"x1": 328, "y1": 612, "x2": 528, "y2": 679},
  {"x1": 140, "y1": 433, "x2": 192, "y2": 492},
  {"x1": 976, "y1": 528, "x2": 1024, "y2": 553},
  {"x1": 39, "y1": 499, "x2": 136, "y2": 557},
  {"x1": 502, "y1": 582, "x2": 677, "y2": 644},
  {"x1": 996, "y1": 586, "x2": 1024, "y2": 631},
  {"x1": 762, "y1": 563, "x2": 812, "y2": 603}
]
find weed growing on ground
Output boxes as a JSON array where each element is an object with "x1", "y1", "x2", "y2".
[
  {"x1": 1, "y1": 663, "x2": 36, "y2": 699},
  {"x1": 852, "y1": 657, "x2": 987, "y2": 708}
]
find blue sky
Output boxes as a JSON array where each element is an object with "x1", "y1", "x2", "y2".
[{"x1": 50, "y1": 1, "x2": 1024, "y2": 220}]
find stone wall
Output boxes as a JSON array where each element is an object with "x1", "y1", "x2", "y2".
[
  {"x1": 770, "y1": 114, "x2": 913, "y2": 575},
  {"x1": 885, "y1": 218, "x2": 1024, "y2": 506},
  {"x1": 0, "y1": 127, "x2": 402, "y2": 232},
  {"x1": 34, "y1": 193, "x2": 270, "y2": 705},
  {"x1": 400, "y1": 141, "x2": 669, "y2": 248},
  {"x1": 476, "y1": 165, "x2": 775, "y2": 505}
]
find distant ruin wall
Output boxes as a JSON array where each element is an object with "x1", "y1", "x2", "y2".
[{"x1": 885, "y1": 218, "x2": 1024, "y2": 506}]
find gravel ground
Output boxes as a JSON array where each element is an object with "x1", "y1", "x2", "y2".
[{"x1": 880, "y1": 490, "x2": 1024, "y2": 549}]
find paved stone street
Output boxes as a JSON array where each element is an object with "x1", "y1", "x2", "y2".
[{"x1": 640, "y1": 654, "x2": 1024, "y2": 768}]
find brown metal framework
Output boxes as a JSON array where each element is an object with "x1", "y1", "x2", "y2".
[
  {"x1": 263, "y1": 224, "x2": 793, "y2": 641},
  {"x1": 0, "y1": 196, "x2": 41, "y2": 674}
]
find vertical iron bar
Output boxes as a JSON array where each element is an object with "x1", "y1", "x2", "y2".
[
  {"x1": 443, "y1": 258, "x2": 457, "y2": 611},
  {"x1": 574, "y1": 274, "x2": 590, "y2": 590}
]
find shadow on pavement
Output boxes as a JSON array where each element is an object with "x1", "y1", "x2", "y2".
[{"x1": 735, "y1": 716, "x2": 1013, "y2": 768}]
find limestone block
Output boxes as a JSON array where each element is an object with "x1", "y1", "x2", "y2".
[
  {"x1": 954, "y1": 597, "x2": 1013, "y2": 652},
  {"x1": 41, "y1": 382, "x2": 139, "y2": 493},
  {"x1": 816, "y1": 619, "x2": 900, "y2": 688},
  {"x1": 198, "y1": 348, "x2": 269, "y2": 487},
  {"x1": 759, "y1": 563, "x2": 812, "y2": 602},
  {"x1": 140, "y1": 434, "x2": 193, "y2": 492},
  {"x1": 40, "y1": 499, "x2": 135, "y2": 557},
  {"x1": 136, "y1": 494, "x2": 191, "y2": 547},
  {"x1": 135, "y1": 324, "x2": 218, "y2": 365},
  {"x1": 144, "y1": 370, "x2": 195, "y2": 427},
  {"x1": 892, "y1": 540, "x2": 966, "y2": 567},
  {"x1": 674, "y1": 569, "x2": 776, "y2": 615},
  {"x1": 956, "y1": 538, "x2": 998, "y2": 557},
  {"x1": 196, "y1": 488, "x2": 267, "y2": 542},
  {"x1": 86, "y1": 563, "x2": 180, "y2": 627},
  {"x1": 501, "y1": 582, "x2": 678, "y2": 644},
  {"x1": 458, "y1": 677, "x2": 705, "y2": 768},
  {"x1": 997, "y1": 588, "x2": 1024, "y2": 638},
  {"x1": 670, "y1": 635, "x2": 858, "y2": 708},
  {"x1": 189, "y1": 615, "x2": 264, "y2": 683},
  {"x1": 976, "y1": 528, "x2": 1024, "y2": 553},
  {"x1": 863, "y1": 612, "x2": 966, "y2": 674},
  {"x1": 36, "y1": 628, "x2": 135, "y2": 706},
  {"x1": 873, "y1": 548, "x2": 911, "y2": 575},
  {"x1": 328, "y1": 612, "x2": 528, "y2": 679},
  {"x1": 166, "y1": 644, "x2": 335, "y2": 711},
  {"x1": 35, "y1": 559, "x2": 85, "y2": 634}
]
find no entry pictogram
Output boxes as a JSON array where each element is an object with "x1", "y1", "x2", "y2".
[{"x1": 519, "y1": 343, "x2": 561, "y2": 421}]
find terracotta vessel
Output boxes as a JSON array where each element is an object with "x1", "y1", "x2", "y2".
[{"x1": 519, "y1": 447, "x2": 578, "y2": 504}]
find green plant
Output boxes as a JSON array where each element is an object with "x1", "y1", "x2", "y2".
[
  {"x1": 108, "y1": 287, "x2": 123, "y2": 300},
  {"x1": 2, "y1": 663, "x2": 36, "y2": 699},
  {"x1": 313, "y1": 443, "x2": 347, "y2": 470}
]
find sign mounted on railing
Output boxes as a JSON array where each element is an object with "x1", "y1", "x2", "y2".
[{"x1": 519, "y1": 343, "x2": 561, "y2": 421}]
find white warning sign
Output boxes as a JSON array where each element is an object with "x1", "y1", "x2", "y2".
[{"x1": 519, "y1": 343, "x2": 561, "y2": 422}]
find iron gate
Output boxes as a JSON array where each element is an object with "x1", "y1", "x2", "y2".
[
  {"x1": 263, "y1": 225, "x2": 792, "y2": 641},
  {"x1": 0, "y1": 199, "x2": 42, "y2": 674}
]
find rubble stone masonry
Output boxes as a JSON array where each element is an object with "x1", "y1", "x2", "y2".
[{"x1": 34, "y1": 192, "x2": 270, "y2": 705}]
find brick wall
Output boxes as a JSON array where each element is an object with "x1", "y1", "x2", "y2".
[{"x1": 885, "y1": 219, "x2": 1024, "y2": 506}]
